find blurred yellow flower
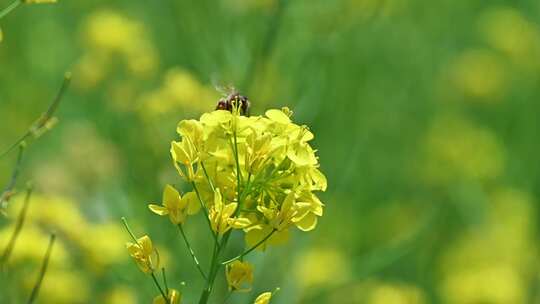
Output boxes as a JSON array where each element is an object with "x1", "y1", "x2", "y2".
[
  {"x1": 478, "y1": 7, "x2": 540, "y2": 68},
  {"x1": 25, "y1": 270, "x2": 90, "y2": 304},
  {"x1": 422, "y1": 115, "x2": 504, "y2": 184},
  {"x1": 83, "y1": 223, "x2": 127, "y2": 270},
  {"x1": 294, "y1": 247, "x2": 350, "y2": 289},
  {"x1": 103, "y1": 286, "x2": 137, "y2": 304},
  {"x1": 33, "y1": 123, "x2": 120, "y2": 195},
  {"x1": 439, "y1": 187, "x2": 536, "y2": 304},
  {"x1": 448, "y1": 49, "x2": 507, "y2": 100},
  {"x1": 149, "y1": 184, "x2": 200, "y2": 225},
  {"x1": 1, "y1": 194, "x2": 130, "y2": 302},
  {"x1": 442, "y1": 265, "x2": 524, "y2": 304},
  {"x1": 226, "y1": 260, "x2": 254, "y2": 291},
  {"x1": 126, "y1": 235, "x2": 158, "y2": 274},
  {"x1": 0, "y1": 224, "x2": 69, "y2": 266},
  {"x1": 138, "y1": 68, "x2": 218, "y2": 118},
  {"x1": 75, "y1": 10, "x2": 158, "y2": 89},
  {"x1": 367, "y1": 283, "x2": 426, "y2": 304}
]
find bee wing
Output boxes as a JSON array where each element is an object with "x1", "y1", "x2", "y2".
[{"x1": 210, "y1": 76, "x2": 236, "y2": 96}]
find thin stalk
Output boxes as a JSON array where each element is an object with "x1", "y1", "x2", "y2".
[
  {"x1": 221, "y1": 229, "x2": 276, "y2": 265},
  {"x1": 0, "y1": 145, "x2": 25, "y2": 211},
  {"x1": 200, "y1": 162, "x2": 216, "y2": 192},
  {"x1": 177, "y1": 224, "x2": 207, "y2": 280},
  {"x1": 1, "y1": 73, "x2": 71, "y2": 158},
  {"x1": 121, "y1": 217, "x2": 139, "y2": 244},
  {"x1": 198, "y1": 239, "x2": 220, "y2": 304},
  {"x1": 26, "y1": 233, "x2": 55, "y2": 304},
  {"x1": 0, "y1": 184, "x2": 33, "y2": 269},
  {"x1": 151, "y1": 272, "x2": 170, "y2": 304},
  {"x1": 230, "y1": 134, "x2": 243, "y2": 186},
  {"x1": 191, "y1": 182, "x2": 220, "y2": 245},
  {"x1": 0, "y1": 0, "x2": 21, "y2": 20},
  {"x1": 162, "y1": 268, "x2": 169, "y2": 295}
]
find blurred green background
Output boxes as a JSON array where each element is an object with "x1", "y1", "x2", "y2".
[{"x1": 2, "y1": 0, "x2": 540, "y2": 303}]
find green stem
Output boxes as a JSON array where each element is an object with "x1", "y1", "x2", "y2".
[
  {"x1": 0, "y1": 73, "x2": 71, "y2": 158},
  {"x1": 191, "y1": 182, "x2": 220, "y2": 245},
  {"x1": 1, "y1": 184, "x2": 33, "y2": 269},
  {"x1": 200, "y1": 162, "x2": 216, "y2": 192},
  {"x1": 0, "y1": 0, "x2": 21, "y2": 20},
  {"x1": 231, "y1": 134, "x2": 243, "y2": 186},
  {"x1": 178, "y1": 224, "x2": 207, "y2": 280},
  {"x1": 221, "y1": 229, "x2": 276, "y2": 265},
  {"x1": 198, "y1": 239, "x2": 221, "y2": 304},
  {"x1": 161, "y1": 268, "x2": 169, "y2": 295},
  {"x1": 151, "y1": 272, "x2": 170, "y2": 304},
  {"x1": 121, "y1": 217, "x2": 139, "y2": 244},
  {"x1": 0, "y1": 144, "x2": 25, "y2": 212},
  {"x1": 27, "y1": 233, "x2": 55, "y2": 304}
]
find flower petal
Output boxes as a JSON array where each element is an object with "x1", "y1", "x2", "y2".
[
  {"x1": 163, "y1": 184, "x2": 181, "y2": 207},
  {"x1": 184, "y1": 191, "x2": 201, "y2": 215},
  {"x1": 148, "y1": 204, "x2": 169, "y2": 216},
  {"x1": 295, "y1": 213, "x2": 318, "y2": 231}
]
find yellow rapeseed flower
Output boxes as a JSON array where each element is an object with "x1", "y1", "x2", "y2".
[
  {"x1": 126, "y1": 235, "x2": 158, "y2": 274},
  {"x1": 226, "y1": 260, "x2": 254, "y2": 291},
  {"x1": 148, "y1": 184, "x2": 200, "y2": 225},
  {"x1": 208, "y1": 189, "x2": 251, "y2": 235},
  {"x1": 171, "y1": 138, "x2": 199, "y2": 181}
]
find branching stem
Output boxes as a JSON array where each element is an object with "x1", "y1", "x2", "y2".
[
  {"x1": 221, "y1": 229, "x2": 276, "y2": 265},
  {"x1": 0, "y1": 73, "x2": 71, "y2": 158}
]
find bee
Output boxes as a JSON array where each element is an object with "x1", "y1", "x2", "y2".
[{"x1": 215, "y1": 86, "x2": 250, "y2": 116}]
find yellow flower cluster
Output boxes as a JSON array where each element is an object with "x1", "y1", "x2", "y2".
[
  {"x1": 168, "y1": 106, "x2": 327, "y2": 249},
  {"x1": 130, "y1": 102, "x2": 326, "y2": 303}
]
